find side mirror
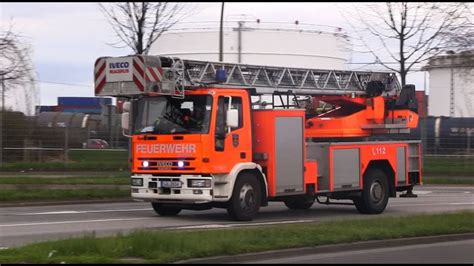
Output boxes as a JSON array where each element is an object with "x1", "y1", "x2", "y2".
[
  {"x1": 226, "y1": 109, "x2": 239, "y2": 129},
  {"x1": 121, "y1": 112, "x2": 130, "y2": 131},
  {"x1": 123, "y1": 102, "x2": 131, "y2": 112}
]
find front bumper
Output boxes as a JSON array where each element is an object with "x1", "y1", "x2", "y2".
[{"x1": 131, "y1": 174, "x2": 213, "y2": 204}]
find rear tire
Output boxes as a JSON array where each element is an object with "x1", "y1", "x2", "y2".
[
  {"x1": 284, "y1": 196, "x2": 314, "y2": 210},
  {"x1": 353, "y1": 197, "x2": 368, "y2": 213},
  {"x1": 353, "y1": 169, "x2": 389, "y2": 214},
  {"x1": 151, "y1": 203, "x2": 182, "y2": 216},
  {"x1": 226, "y1": 173, "x2": 261, "y2": 221}
]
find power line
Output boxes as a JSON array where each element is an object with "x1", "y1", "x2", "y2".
[
  {"x1": 347, "y1": 62, "x2": 423, "y2": 65},
  {"x1": 36, "y1": 80, "x2": 91, "y2": 88}
]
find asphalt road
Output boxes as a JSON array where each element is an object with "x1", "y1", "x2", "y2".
[
  {"x1": 250, "y1": 239, "x2": 474, "y2": 264},
  {"x1": 0, "y1": 185, "x2": 473, "y2": 248}
]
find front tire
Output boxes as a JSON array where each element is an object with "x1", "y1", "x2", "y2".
[
  {"x1": 353, "y1": 169, "x2": 389, "y2": 214},
  {"x1": 151, "y1": 203, "x2": 182, "y2": 216},
  {"x1": 227, "y1": 173, "x2": 261, "y2": 221}
]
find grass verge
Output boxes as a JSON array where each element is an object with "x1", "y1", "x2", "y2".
[
  {"x1": 0, "y1": 162, "x2": 129, "y2": 172},
  {"x1": 0, "y1": 211, "x2": 472, "y2": 263},
  {"x1": 422, "y1": 177, "x2": 474, "y2": 185},
  {"x1": 0, "y1": 176, "x2": 129, "y2": 185},
  {"x1": 423, "y1": 156, "x2": 474, "y2": 176},
  {"x1": 1, "y1": 150, "x2": 129, "y2": 172},
  {"x1": 0, "y1": 189, "x2": 130, "y2": 202}
]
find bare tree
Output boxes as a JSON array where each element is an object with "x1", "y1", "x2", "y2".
[
  {"x1": 440, "y1": 3, "x2": 474, "y2": 52},
  {"x1": 0, "y1": 23, "x2": 36, "y2": 115},
  {"x1": 99, "y1": 2, "x2": 188, "y2": 55},
  {"x1": 344, "y1": 2, "x2": 472, "y2": 85},
  {"x1": 0, "y1": 25, "x2": 34, "y2": 86},
  {"x1": 0, "y1": 23, "x2": 37, "y2": 164}
]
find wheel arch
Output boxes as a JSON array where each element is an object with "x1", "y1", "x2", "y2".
[{"x1": 230, "y1": 163, "x2": 268, "y2": 205}]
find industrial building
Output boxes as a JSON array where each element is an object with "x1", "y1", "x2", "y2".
[
  {"x1": 423, "y1": 50, "x2": 474, "y2": 118},
  {"x1": 32, "y1": 96, "x2": 123, "y2": 149}
]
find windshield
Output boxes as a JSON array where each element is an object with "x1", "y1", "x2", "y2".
[{"x1": 134, "y1": 95, "x2": 213, "y2": 134}]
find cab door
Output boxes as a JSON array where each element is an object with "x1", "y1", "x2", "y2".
[{"x1": 210, "y1": 91, "x2": 252, "y2": 173}]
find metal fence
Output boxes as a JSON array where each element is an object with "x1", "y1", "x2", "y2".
[
  {"x1": 0, "y1": 111, "x2": 472, "y2": 167},
  {"x1": 0, "y1": 111, "x2": 128, "y2": 165}
]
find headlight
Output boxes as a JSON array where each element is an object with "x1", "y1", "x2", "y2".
[
  {"x1": 142, "y1": 161, "x2": 149, "y2": 167},
  {"x1": 188, "y1": 179, "x2": 211, "y2": 188},
  {"x1": 177, "y1": 161, "x2": 184, "y2": 168},
  {"x1": 131, "y1": 178, "x2": 143, "y2": 186}
]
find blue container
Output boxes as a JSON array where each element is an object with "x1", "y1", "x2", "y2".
[{"x1": 58, "y1": 97, "x2": 112, "y2": 106}]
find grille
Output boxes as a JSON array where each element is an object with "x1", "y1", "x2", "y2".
[{"x1": 137, "y1": 158, "x2": 196, "y2": 171}]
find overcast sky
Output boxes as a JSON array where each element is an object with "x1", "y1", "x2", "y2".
[{"x1": 2, "y1": 2, "x2": 426, "y2": 113}]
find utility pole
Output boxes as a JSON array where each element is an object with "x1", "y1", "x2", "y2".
[
  {"x1": 449, "y1": 66, "x2": 455, "y2": 117},
  {"x1": 219, "y1": 2, "x2": 224, "y2": 62},
  {"x1": 237, "y1": 21, "x2": 243, "y2": 63},
  {"x1": 0, "y1": 75, "x2": 4, "y2": 167}
]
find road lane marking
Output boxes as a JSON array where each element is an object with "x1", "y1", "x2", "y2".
[
  {"x1": 15, "y1": 208, "x2": 153, "y2": 216},
  {"x1": 0, "y1": 218, "x2": 151, "y2": 228},
  {"x1": 173, "y1": 219, "x2": 316, "y2": 230},
  {"x1": 175, "y1": 224, "x2": 232, "y2": 229},
  {"x1": 391, "y1": 202, "x2": 473, "y2": 207},
  {"x1": 412, "y1": 190, "x2": 432, "y2": 195}
]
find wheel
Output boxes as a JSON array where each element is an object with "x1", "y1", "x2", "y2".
[
  {"x1": 353, "y1": 169, "x2": 389, "y2": 214},
  {"x1": 151, "y1": 203, "x2": 182, "y2": 216},
  {"x1": 284, "y1": 196, "x2": 314, "y2": 210},
  {"x1": 226, "y1": 173, "x2": 261, "y2": 221},
  {"x1": 353, "y1": 197, "x2": 368, "y2": 213}
]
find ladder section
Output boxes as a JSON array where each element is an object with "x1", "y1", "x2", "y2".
[
  {"x1": 183, "y1": 60, "x2": 401, "y2": 96},
  {"x1": 94, "y1": 55, "x2": 401, "y2": 97}
]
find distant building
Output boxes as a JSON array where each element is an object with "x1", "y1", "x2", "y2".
[
  {"x1": 36, "y1": 97, "x2": 113, "y2": 115},
  {"x1": 423, "y1": 50, "x2": 474, "y2": 117},
  {"x1": 149, "y1": 20, "x2": 351, "y2": 70}
]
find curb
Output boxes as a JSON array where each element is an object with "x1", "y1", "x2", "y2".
[{"x1": 174, "y1": 233, "x2": 474, "y2": 264}]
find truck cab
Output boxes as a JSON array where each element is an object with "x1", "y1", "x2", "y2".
[{"x1": 127, "y1": 88, "x2": 264, "y2": 220}]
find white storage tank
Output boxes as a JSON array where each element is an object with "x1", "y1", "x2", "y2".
[
  {"x1": 149, "y1": 20, "x2": 351, "y2": 70},
  {"x1": 423, "y1": 50, "x2": 474, "y2": 117}
]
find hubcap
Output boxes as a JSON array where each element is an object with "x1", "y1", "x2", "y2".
[
  {"x1": 370, "y1": 181, "x2": 383, "y2": 202},
  {"x1": 239, "y1": 184, "x2": 255, "y2": 211}
]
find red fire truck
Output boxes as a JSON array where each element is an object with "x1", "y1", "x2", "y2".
[{"x1": 95, "y1": 55, "x2": 421, "y2": 221}]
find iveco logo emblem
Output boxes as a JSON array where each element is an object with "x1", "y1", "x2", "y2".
[
  {"x1": 109, "y1": 62, "x2": 130, "y2": 68},
  {"x1": 156, "y1": 161, "x2": 173, "y2": 167}
]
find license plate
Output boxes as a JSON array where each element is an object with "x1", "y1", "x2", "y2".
[{"x1": 159, "y1": 181, "x2": 182, "y2": 188}]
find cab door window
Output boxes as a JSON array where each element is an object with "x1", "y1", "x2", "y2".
[{"x1": 215, "y1": 96, "x2": 242, "y2": 151}]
